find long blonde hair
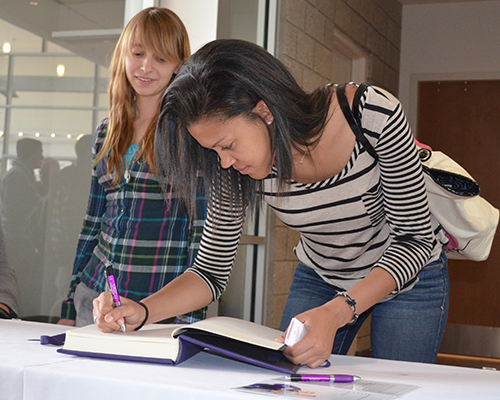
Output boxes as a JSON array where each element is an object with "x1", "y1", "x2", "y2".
[{"x1": 95, "y1": 7, "x2": 190, "y2": 182}]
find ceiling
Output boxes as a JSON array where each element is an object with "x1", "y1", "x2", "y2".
[
  {"x1": 0, "y1": 0, "x2": 498, "y2": 66},
  {"x1": 0, "y1": 0, "x2": 125, "y2": 66}
]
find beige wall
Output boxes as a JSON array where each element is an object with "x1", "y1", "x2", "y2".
[
  {"x1": 264, "y1": 0, "x2": 403, "y2": 338},
  {"x1": 276, "y1": 0, "x2": 402, "y2": 94}
]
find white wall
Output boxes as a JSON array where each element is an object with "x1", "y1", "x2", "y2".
[
  {"x1": 399, "y1": 1, "x2": 500, "y2": 129},
  {"x1": 161, "y1": 0, "x2": 219, "y2": 52}
]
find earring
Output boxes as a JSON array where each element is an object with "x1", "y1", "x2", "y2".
[{"x1": 267, "y1": 117, "x2": 274, "y2": 125}]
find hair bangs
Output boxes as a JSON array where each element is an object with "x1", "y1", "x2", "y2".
[{"x1": 132, "y1": 10, "x2": 189, "y2": 64}]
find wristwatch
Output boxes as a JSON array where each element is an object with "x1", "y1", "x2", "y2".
[{"x1": 333, "y1": 292, "x2": 359, "y2": 325}]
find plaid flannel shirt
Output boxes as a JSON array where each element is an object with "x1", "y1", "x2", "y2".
[{"x1": 61, "y1": 119, "x2": 207, "y2": 322}]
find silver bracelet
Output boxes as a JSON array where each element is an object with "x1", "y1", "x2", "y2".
[{"x1": 333, "y1": 291, "x2": 359, "y2": 326}]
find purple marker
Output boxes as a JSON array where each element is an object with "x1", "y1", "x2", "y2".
[
  {"x1": 105, "y1": 264, "x2": 126, "y2": 334},
  {"x1": 285, "y1": 374, "x2": 360, "y2": 383}
]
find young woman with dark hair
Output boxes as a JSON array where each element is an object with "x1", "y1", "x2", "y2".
[{"x1": 104, "y1": 38, "x2": 449, "y2": 369}]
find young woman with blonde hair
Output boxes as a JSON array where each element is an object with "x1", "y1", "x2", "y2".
[{"x1": 59, "y1": 7, "x2": 208, "y2": 328}]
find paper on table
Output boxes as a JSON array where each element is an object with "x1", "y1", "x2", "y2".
[
  {"x1": 233, "y1": 377, "x2": 419, "y2": 399},
  {"x1": 345, "y1": 380, "x2": 419, "y2": 397}
]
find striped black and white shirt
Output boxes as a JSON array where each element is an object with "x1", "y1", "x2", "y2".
[{"x1": 187, "y1": 85, "x2": 444, "y2": 301}]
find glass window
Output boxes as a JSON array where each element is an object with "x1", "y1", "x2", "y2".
[{"x1": 0, "y1": 17, "x2": 110, "y2": 321}]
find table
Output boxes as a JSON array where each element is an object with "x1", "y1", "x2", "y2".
[{"x1": 1, "y1": 319, "x2": 499, "y2": 400}]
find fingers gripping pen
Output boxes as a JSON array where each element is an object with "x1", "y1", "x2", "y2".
[{"x1": 105, "y1": 264, "x2": 126, "y2": 334}]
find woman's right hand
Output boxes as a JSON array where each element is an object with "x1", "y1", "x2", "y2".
[{"x1": 92, "y1": 292, "x2": 147, "y2": 333}]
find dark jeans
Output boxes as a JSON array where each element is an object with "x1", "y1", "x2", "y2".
[{"x1": 280, "y1": 252, "x2": 449, "y2": 363}]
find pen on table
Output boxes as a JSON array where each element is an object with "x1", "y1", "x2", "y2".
[
  {"x1": 105, "y1": 264, "x2": 126, "y2": 334},
  {"x1": 285, "y1": 374, "x2": 361, "y2": 383}
]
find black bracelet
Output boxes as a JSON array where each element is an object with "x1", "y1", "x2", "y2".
[
  {"x1": 134, "y1": 301, "x2": 149, "y2": 331},
  {"x1": 0, "y1": 307, "x2": 11, "y2": 319},
  {"x1": 333, "y1": 291, "x2": 359, "y2": 326}
]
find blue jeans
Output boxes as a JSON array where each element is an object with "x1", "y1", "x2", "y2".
[{"x1": 280, "y1": 252, "x2": 449, "y2": 363}]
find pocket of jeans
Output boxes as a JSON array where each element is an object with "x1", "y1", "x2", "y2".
[{"x1": 421, "y1": 251, "x2": 447, "y2": 272}]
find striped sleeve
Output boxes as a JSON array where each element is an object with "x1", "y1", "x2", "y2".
[{"x1": 186, "y1": 184, "x2": 245, "y2": 301}]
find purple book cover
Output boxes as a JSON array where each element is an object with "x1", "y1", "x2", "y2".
[
  {"x1": 178, "y1": 331, "x2": 300, "y2": 374},
  {"x1": 56, "y1": 335, "x2": 203, "y2": 365}
]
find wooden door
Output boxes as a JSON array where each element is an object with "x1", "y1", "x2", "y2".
[{"x1": 417, "y1": 80, "x2": 500, "y2": 332}]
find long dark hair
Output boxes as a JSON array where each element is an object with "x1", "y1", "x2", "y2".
[{"x1": 155, "y1": 39, "x2": 332, "y2": 217}]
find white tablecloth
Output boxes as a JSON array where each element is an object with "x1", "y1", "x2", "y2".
[{"x1": 1, "y1": 319, "x2": 499, "y2": 400}]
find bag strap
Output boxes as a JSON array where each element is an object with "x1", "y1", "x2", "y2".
[
  {"x1": 352, "y1": 83, "x2": 368, "y2": 124},
  {"x1": 336, "y1": 83, "x2": 378, "y2": 160}
]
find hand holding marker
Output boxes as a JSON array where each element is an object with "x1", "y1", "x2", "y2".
[{"x1": 105, "y1": 264, "x2": 126, "y2": 334}]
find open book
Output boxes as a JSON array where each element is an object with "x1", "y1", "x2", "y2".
[{"x1": 57, "y1": 316, "x2": 299, "y2": 373}]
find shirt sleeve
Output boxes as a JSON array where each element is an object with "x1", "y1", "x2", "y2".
[
  {"x1": 60, "y1": 121, "x2": 108, "y2": 320},
  {"x1": 360, "y1": 86, "x2": 436, "y2": 291},
  {"x1": 186, "y1": 181, "x2": 246, "y2": 301}
]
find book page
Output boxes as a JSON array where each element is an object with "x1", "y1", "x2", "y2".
[
  {"x1": 173, "y1": 316, "x2": 285, "y2": 351},
  {"x1": 63, "y1": 323, "x2": 180, "y2": 361}
]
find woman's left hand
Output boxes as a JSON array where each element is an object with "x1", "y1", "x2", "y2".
[
  {"x1": 278, "y1": 303, "x2": 345, "y2": 369},
  {"x1": 278, "y1": 294, "x2": 357, "y2": 368}
]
